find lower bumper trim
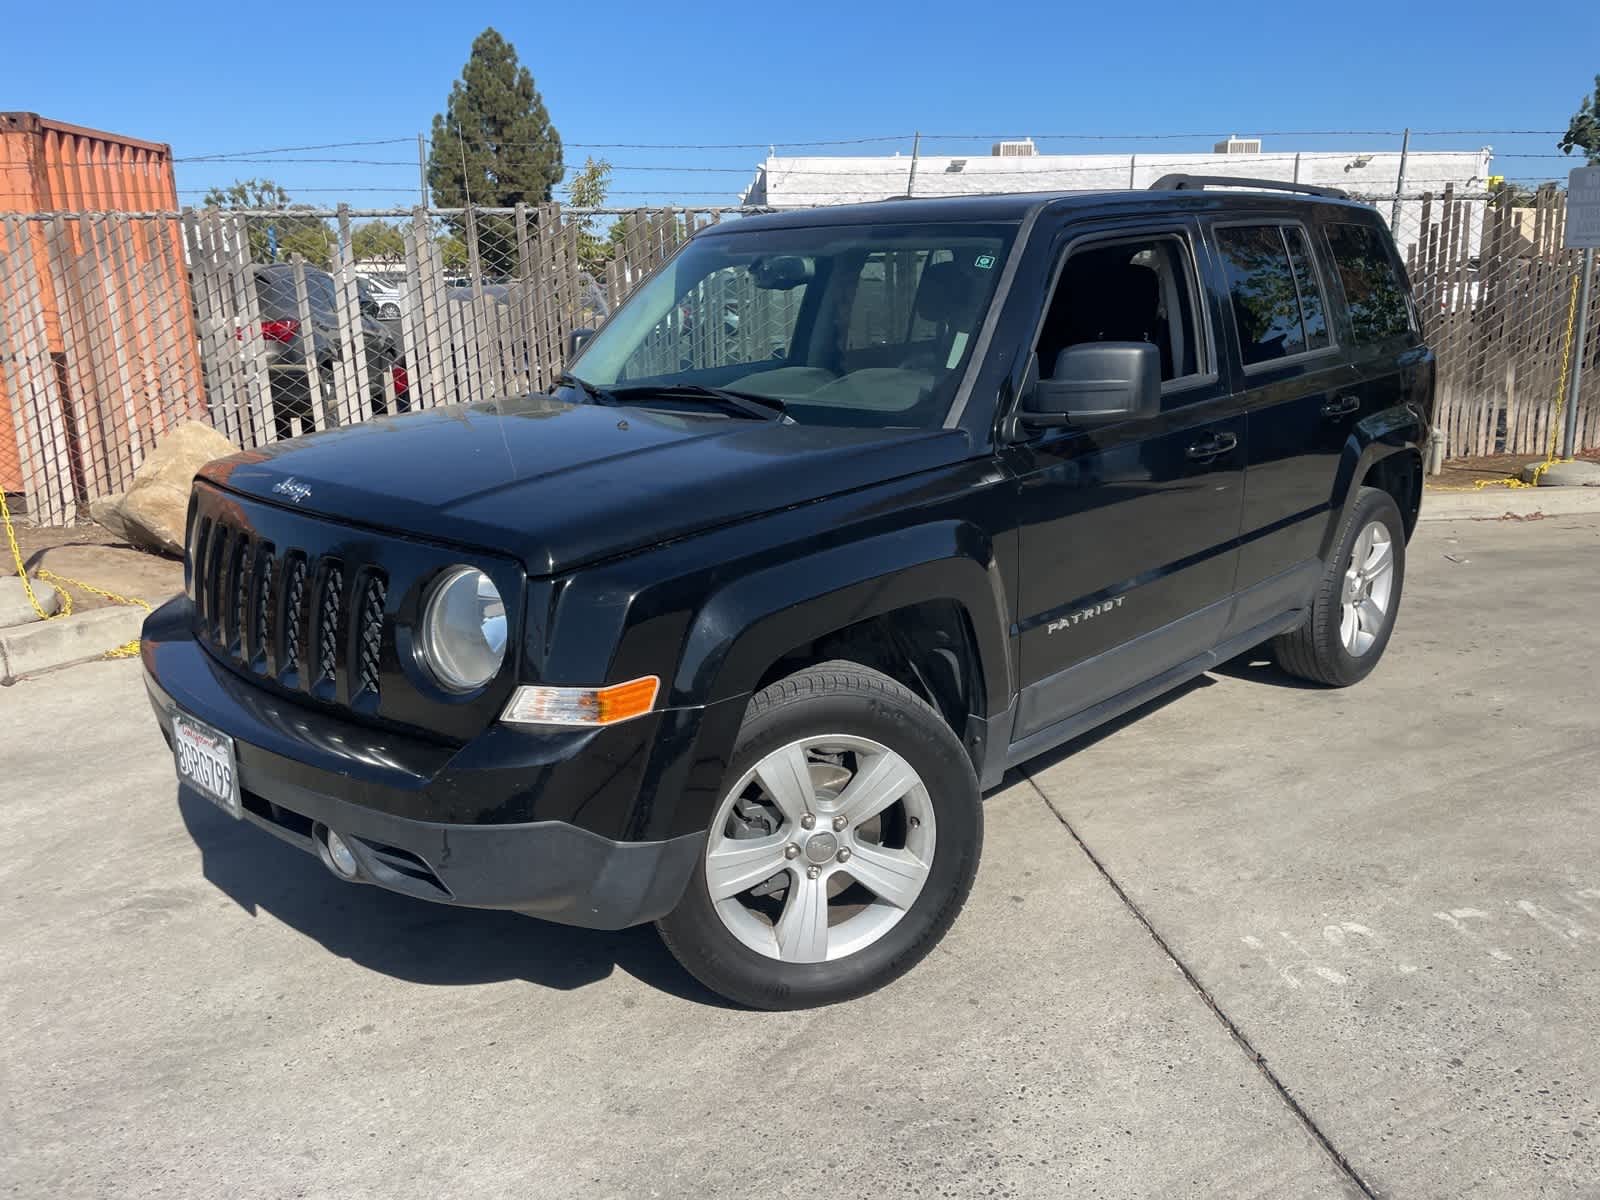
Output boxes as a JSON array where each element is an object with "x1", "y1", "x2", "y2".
[{"x1": 149, "y1": 668, "x2": 702, "y2": 930}]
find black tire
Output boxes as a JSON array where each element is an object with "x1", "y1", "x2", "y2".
[
  {"x1": 657, "y1": 661, "x2": 982, "y2": 1010},
  {"x1": 1272, "y1": 486, "x2": 1406, "y2": 686}
]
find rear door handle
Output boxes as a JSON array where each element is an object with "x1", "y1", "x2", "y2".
[
  {"x1": 1185, "y1": 431, "x2": 1239, "y2": 461},
  {"x1": 1321, "y1": 395, "x2": 1361, "y2": 417}
]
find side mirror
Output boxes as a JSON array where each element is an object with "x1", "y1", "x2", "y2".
[
  {"x1": 566, "y1": 327, "x2": 595, "y2": 360},
  {"x1": 1021, "y1": 342, "x2": 1161, "y2": 429}
]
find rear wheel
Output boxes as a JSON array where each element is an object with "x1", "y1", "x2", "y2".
[
  {"x1": 657, "y1": 661, "x2": 981, "y2": 1009},
  {"x1": 1273, "y1": 485, "x2": 1406, "y2": 686}
]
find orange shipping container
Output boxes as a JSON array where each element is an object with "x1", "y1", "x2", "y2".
[{"x1": 0, "y1": 112, "x2": 205, "y2": 505}]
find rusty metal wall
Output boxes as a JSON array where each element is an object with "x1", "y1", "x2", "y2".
[{"x1": 0, "y1": 113, "x2": 206, "y2": 501}]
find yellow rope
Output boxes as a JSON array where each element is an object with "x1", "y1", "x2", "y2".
[
  {"x1": 1473, "y1": 270, "x2": 1583, "y2": 490},
  {"x1": 1, "y1": 488, "x2": 148, "y2": 659}
]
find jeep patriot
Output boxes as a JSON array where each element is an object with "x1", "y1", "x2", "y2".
[{"x1": 143, "y1": 177, "x2": 1432, "y2": 1008}]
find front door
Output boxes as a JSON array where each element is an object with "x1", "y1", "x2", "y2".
[{"x1": 1008, "y1": 221, "x2": 1246, "y2": 742}]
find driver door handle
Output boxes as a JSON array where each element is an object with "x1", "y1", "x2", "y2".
[
  {"x1": 1185, "y1": 431, "x2": 1239, "y2": 461},
  {"x1": 1321, "y1": 395, "x2": 1361, "y2": 417}
]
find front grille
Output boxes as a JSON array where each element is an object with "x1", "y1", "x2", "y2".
[
  {"x1": 184, "y1": 480, "x2": 519, "y2": 740},
  {"x1": 192, "y1": 517, "x2": 384, "y2": 709},
  {"x1": 316, "y1": 563, "x2": 344, "y2": 687},
  {"x1": 283, "y1": 554, "x2": 307, "y2": 673},
  {"x1": 356, "y1": 575, "x2": 386, "y2": 698}
]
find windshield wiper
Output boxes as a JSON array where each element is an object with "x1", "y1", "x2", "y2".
[
  {"x1": 608, "y1": 383, "x2": 791, "y2": 423},
  {"x1": 555, "y1": 372, "x2": 619, "y2": 407}
]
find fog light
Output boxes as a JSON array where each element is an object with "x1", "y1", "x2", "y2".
[{"x1": 325, "y1": 830, "x2": 359, "y2": 878}]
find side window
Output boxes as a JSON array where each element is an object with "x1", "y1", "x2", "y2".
[
  {"x1": 1283, "y1": 228, "x2": 1331, "y2": 351},
  {"x1": 1323, "y1": 222, "x2": 1412, "y2": 343},
  {"x1": 1035, "y1": 234, "x2": 1205, "y2": 385},
  {"x1": 1215, "y1": 226, "x2": 1301, "y2": 365}
]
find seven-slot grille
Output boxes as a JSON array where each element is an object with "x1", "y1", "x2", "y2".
[{"x1": 190, "y1": 513, "x2": 387, "y2": 705}]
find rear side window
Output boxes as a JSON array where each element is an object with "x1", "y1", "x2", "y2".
[
  {"x1": 1323, "y1": 223, "x2": 1411, "y2": 343},
  {"x1": 1213, "y1": 224, "x2": 1332, "y2": 366}
]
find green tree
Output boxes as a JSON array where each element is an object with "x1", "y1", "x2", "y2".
[
  {"x1": 427, "y1": 28, "x2": 563, "y2": 208},
  {"x1": 350, "y1": 221, "x2": 407, "y2": 262},
  {"x1": 201, "y1": 177, "x2": 333, "y2": 267},
  {"x1": 1558, "y1": 75, "x2": 1600, "y2": 165},
  {"x1": 202, "y1": 178, "x2": 290, "y2": 209},
  {"x1": 568, "y1": 156, "x2": 613, "y2": 274}
]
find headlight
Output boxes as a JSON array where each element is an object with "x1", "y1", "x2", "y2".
[{"x1": 417, "y1": 566, "x2": 506, "y2": 692}]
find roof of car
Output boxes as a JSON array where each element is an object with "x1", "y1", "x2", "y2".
[{"x1": 702, "y1": 188, "x2": 1374, "y2": 234}]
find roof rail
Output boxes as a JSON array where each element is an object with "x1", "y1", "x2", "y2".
[{"x1": 1148, "y1": 173, "x2": 1350, "y2": 200}]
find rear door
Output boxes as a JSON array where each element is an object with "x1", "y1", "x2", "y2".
[
  {"x1": 1318, "y1": 217, "x2": 1429, "y2": 482},
  {"x1": 1009, "y1": 217, "x2": 1246, "y2": 742},
  {"x1": 1205, "y1": 218, "x2": 1355, "y2": 623}
]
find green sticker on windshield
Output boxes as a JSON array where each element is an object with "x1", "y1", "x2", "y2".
[{"x1": 975, "y1": 254, "x2": 996, "y2": 269}]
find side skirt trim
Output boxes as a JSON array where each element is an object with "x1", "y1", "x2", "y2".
[{"x1": 1004, "y1": 608, "x2": 1305, "y2": 770}]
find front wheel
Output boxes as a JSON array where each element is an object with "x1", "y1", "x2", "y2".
[
  {"x1": 1272, "y1": 486, "x2": 1406, "y2": 686},
  {"x1": 657, "y1": 662, "x2": 981, "y2": 1009}
]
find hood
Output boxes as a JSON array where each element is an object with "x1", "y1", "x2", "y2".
[{"x1": 200, "y1": 395, "x2": 972, "y2": 576}]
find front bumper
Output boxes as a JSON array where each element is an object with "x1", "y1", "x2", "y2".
[{"x1": 142, "y1": 601, "x2": 706, "y2": 929}]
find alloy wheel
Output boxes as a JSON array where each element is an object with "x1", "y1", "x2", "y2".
[{"x1": 704, "y1": 734, "x2": 936, "y2": 963}]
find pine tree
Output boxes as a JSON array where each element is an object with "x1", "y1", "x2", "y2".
[{"x1": 427, "y1": 29, "x2": 564, "y2": 208}]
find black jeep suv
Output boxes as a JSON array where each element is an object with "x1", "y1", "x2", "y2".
[{"x1": 143, "y1": 177, "x2": 1431, "y2": 1009}]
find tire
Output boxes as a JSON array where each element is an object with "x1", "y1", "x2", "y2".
[
  {"x1": 1272, "y1": 486, "x2": 1406, "y2": 686},
  {"x1": 657, "y1": 661, "x2": 982, "y2": 1010}
]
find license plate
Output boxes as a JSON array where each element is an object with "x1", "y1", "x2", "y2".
[{"x1": 173, "y1": 713, "x2": 241, "y2": 818}]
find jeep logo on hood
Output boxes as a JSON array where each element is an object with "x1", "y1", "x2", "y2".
[{"x1": 272, "y1": 477, "x2": 312, "y2": 504}]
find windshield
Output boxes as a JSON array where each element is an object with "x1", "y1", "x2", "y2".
[{"x1": 571, "y1": 221, "x2": 1017, "y2": 428}]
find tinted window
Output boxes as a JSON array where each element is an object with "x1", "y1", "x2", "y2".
[
  {"x1": 1283, "y1": 227, "x2": 1331, "y2": 351},
  {"x1": 1324, "y1": 223, "x2": 1411, "y2": 342},
  {"x1": 1214, "y1": 225, "x2": 1313, "y2": 365},
  {"x1": 1037, "y1": 235, "x2": 1205, "y2": 384}
]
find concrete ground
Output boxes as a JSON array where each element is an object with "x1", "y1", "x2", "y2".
[{"x1": 2, "y1": 516, "x2": 1597, "y2": 1199}]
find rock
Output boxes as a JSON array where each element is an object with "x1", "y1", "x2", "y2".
[
  {"x1": 88, "y1": 493, "x2": 136, "y2": 543},
  {"x1": 89, "y1": 421, "x2": 239, "y2": 556},
  {"x1": 0, "y1": 575, "x2": 62, "y2": 627},
  {"x1": 1520, "y1": 459, "x2": 1600, "y2": 487}
]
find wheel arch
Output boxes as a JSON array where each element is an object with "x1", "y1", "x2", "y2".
[
  {"x1": 673, "y1": 521, "x2": 1014, "y2": 769},
  {"x1": 1321, "y1": 404, "x2": 1428, "y2": 560}
]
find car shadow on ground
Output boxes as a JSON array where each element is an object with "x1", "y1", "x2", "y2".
[
  {"x1": 1209, "y1": 649, "x2": 1329, "y2": 690},
  {"x1": 996, "y1": 675, "x2": 1217, "y2": 789},
  {"x1": 176, "y1": 790, "x2": 732, "y2": 1008},
  {"x1": 999, "y1": 650, "x2": 1328, "y2": 789}
]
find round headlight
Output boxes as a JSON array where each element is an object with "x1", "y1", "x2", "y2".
[{"x1": 417, "y1": 566, "x2": 507, "y2": 692}]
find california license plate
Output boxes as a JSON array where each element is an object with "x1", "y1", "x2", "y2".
[{"x1": 173, "y1": 713, "x2": 241, "y2": 818}]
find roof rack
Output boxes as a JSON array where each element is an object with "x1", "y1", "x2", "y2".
[{"x1": 1148, "y1": 173, "x2": 1350, "y2": 200}]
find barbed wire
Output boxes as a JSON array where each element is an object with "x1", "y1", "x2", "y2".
[{"x1": 173, "y1": 128, "x2": 1573, "y2": 163}]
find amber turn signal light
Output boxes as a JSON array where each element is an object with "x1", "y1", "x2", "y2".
[{"x1": 500, "y1": 676, "x2": 661, "y2": 727}]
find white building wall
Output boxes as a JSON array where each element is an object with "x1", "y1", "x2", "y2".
[{"x1": 744, "y1": 148, "x2": 1494, "y2": 254}]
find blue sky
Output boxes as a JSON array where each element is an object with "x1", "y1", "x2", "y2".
[{"x1": 4, "y1": 0, "x2": 1597, "y2": 208}]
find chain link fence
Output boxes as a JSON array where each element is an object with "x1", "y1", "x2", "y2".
[
  {"x1": 1375, "y1": 185, "x2": 1600, "y2": 460},
  {"x1": 3, "y1": 190, "x2": 1597, "y2": 526}
]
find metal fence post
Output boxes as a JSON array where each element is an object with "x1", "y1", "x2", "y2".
[
  {"x1": 1563, "y1": 246, "x2": 1594, "y2": 459},
  {"x1": 1389, "y1": 128, "x2": 1410, "y2": 231}
]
